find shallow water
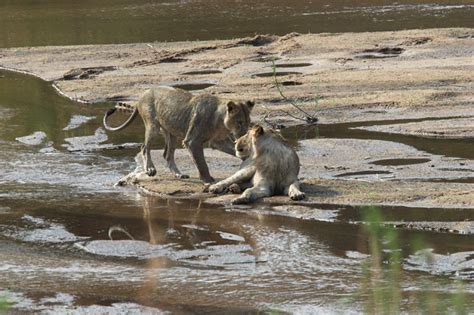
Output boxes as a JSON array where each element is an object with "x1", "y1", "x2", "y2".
[
  {"x1": 1, "y1": 69, "x2": 473, "y2": 312},
  {"x1": 1, "y1": 197, "x2": 473, "y2": 313},
  {"x1": 2, "y1": 1, "x2": 473, "y2": 311},
  {"x1": 1, "y1": 0, "x2": 473, "y2": 48},
  {"x1": 282, "y1": 120, "x2": 474, "y2": 160}
]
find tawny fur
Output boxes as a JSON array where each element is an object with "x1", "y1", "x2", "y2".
[
  {"x1": 208, "y1": 125, "x2": 305, "y2": 203},
  {"x1": 103, "y1": 86, "x2": 254, "y2": 183}
]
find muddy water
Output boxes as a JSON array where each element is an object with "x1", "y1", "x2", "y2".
[
  {"x1": 1, "y1": 0, "x2": 474, "y2": 48},
  {"x1": 1, "y1": 69, "x2": 473, "y2": 312}
]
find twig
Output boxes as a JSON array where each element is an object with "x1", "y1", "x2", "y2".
[{"x1": 269, "y1": 59, "x2": 318, "y2": 124}]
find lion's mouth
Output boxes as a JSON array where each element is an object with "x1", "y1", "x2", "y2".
[{"x1": 236, "y1": 151, "x2": 247, "y2": 160}]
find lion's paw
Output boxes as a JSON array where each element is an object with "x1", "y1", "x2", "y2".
[
  {"x1": 175, "y1": 173, "x2": 189, "y2": 179},
  {"x1": 290, "y1": 191, "x2": 306, "y2": 201},
  {"x1": 208, "y1": 184, "x2": 226, "y2": 194},
  {"x1": 227, "y1": 183, "x2": 242, "y2": 194},
  {"x1": 231, "y1": 196, "x2": 250, "y2": 205}
]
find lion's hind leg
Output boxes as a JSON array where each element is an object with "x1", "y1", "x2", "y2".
[
  {"x1": 163, "y1": 131, "x2": 189, "y2": 179},
  {"x1": 142, "y1": 121, "x2": 160, "y2": 177},
  {"x1": 286, "y1": 181, "x2": 306, "y2": 201},
  {"x1": 136, "y1": 92, "x2": 161, "y2": 177}
]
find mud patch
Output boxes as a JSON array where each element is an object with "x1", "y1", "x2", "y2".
[
  {"x1": 105, "y1": 95, "x2": 134, "y2": 102},
  {"x1": 334, "y1": 170, "x2": 392, "y2": 178},
  {"x1": 249, "y1": 55, "x2": 281, "y2": 62},
  {"x1": 236, "y1": 34, "x2": 279, "y2": 47},
  {"x1": 427, "y1": 91, "x2": 459, "y2": 101},
  {"x1": 281, "y1": 81, "x2": 303, "y2": 86},
  {"x1": 167, "y1": 80, "x2": 216, "y2": 91},
  {"x1": 62, "y1": 66, "x2": 116, "y2": 80},
  {"x1": 128, "y1": 34, "x2": 282, "y2": 68},
  {"x1": 370, "y1": 158, "x2": 431, "y2": 166},
  {"x1": 399, "y1": 37, "x2": 432, "y2": 46},
  {"x1": 182, "y1": 69, "x2": 222, "y2": 75},
  {"x1": 355, "y1": 47, "x2": 404, "y2": 59},
  {"x1": 160, "y1": 57, "x2": 188, "y2": 63},
  {"x1": 455, "y1": 33, "x2": 473, "y2": 39},
  {"x1": 273, "y1": 63, "x2": 312, "y2": 68},
  {"x1": 252, "y1": 71, "x2": 302, "y2": 78},
  {"x1": 424, "y1": 177, "x2": 474, "y2": 184}
]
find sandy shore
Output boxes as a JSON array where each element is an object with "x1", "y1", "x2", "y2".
[
  {"x1": 1, "y1": 28, "x2": 473, "y2": 233},
  {"x1": 126, "y1": 139, "x2": 473, "y2": 209},
  {"x1": 1, "y1": 28, "x2": 472, "y2": 132}
]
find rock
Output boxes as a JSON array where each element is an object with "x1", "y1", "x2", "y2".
[{"x1": 15, "y1": 131, "x2": 47, "y2": 145}]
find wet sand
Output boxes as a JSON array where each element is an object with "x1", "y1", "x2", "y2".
[
  {"x1": 128, "y1": 140, "x2": 474, "y2": 210},
  {"x1": 1, "y1": 28, "x2": 473, "y2": 232}
]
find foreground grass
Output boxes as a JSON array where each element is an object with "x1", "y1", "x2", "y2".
[
  {"x1": 359, "y1": 206, "x2": 468, "y2": 314},
  {"x1": 0, "y1": 294, "x2": 12, "y2": 314}
]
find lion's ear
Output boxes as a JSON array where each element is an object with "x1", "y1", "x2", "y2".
[
  {"x1": 246, "y1": 100, "x2": 255, "y2": 110},
  {"x1": 253, "y1": 125, "x2": 264, "y2": 137},
  {"x1": 226, "y1": 101, "x2": 236, "y2": 113}
]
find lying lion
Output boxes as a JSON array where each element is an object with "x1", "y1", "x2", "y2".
[
  {"x1": 103, "y1": 86, "x2": 254, "y2": 183},
  {"x1": 208, "y1": 125, "x2": 305, "y2": 204}
]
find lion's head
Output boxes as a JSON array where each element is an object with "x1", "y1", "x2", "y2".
[
  {"x1": 223, "y1": 100, "x2": 254, "y2": 138},
  {"x1": 235, "y1": 131, "x2": 253, "y2": 160},
  {"x1": 234, "y1": 124, "x2": 285, "y2": 160}
]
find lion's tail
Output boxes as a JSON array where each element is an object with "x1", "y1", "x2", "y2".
[{"x1": 103, "y1": 102, "x2": 138, "y2": 131}]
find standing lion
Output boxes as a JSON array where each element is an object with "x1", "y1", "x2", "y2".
[{"x1": 103, "y1": 87, "x2": 254, "y2": 183}]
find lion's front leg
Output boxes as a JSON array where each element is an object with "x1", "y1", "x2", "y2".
[
  {"x1": 231, "y1": 183, "x2": 271, "y2": 204},
  {"x1": 227, "y1": 181, "x2": 253, "y2": 194},
  {"x1": 185, "y1": 139, "x2": 214, "y2": 183},
  {"x1": 208, "y1": 166, "x2": 256, "y2": 194}
]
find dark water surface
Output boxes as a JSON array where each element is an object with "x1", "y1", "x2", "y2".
[
  {"x1": 1, "y1": 0, "x2": 473, "y2": 48},
  {"x1": 1, "y1": 69, "x2": 473, "y2": 312}
]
